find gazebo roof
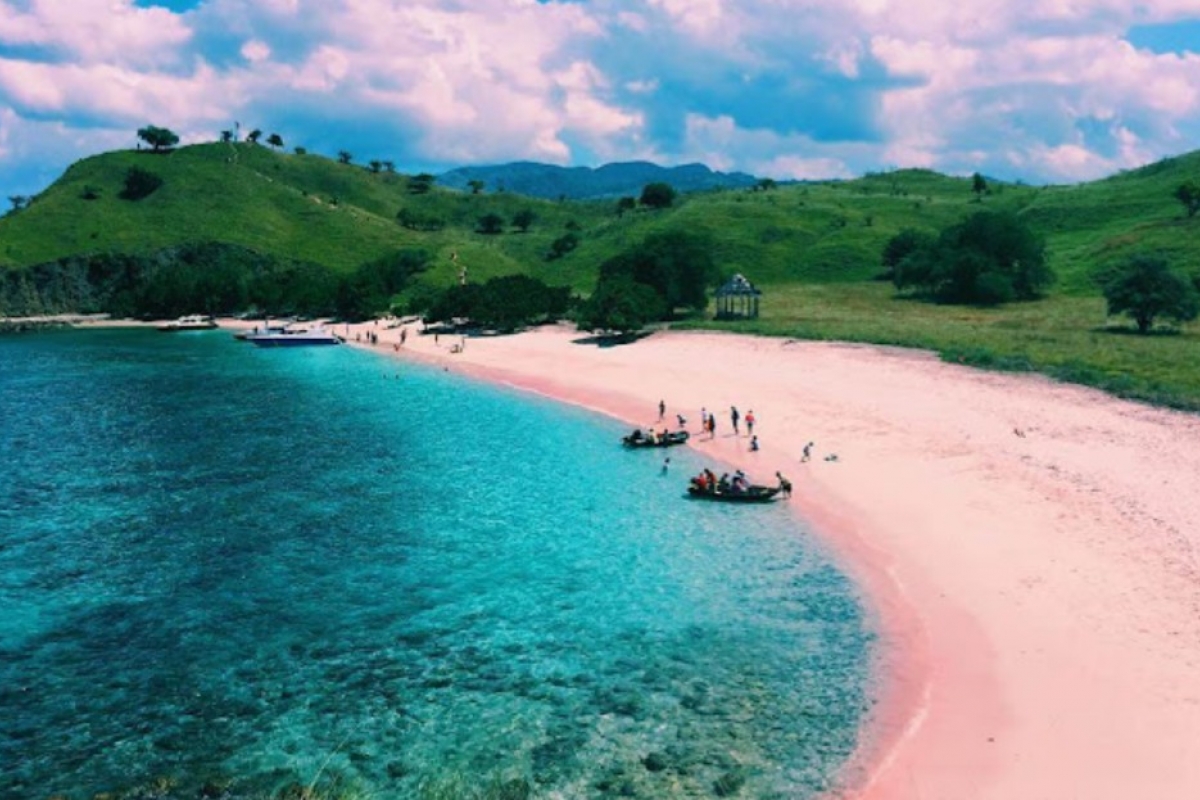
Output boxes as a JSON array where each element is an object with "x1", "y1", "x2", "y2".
[{"x1": 715, "y1": 273, "x2": 761, "y2": 297}]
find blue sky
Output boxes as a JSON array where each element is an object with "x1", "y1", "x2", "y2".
[{"x1": 2, "y1": 1, "x2": 1199, "y2": 199}]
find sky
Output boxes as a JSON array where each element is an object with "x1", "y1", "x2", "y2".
[{"x1": 1, "y1": 0, "x2": 1199, "y2": 198}]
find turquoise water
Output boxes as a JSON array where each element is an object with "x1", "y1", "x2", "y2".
[{"x1": 0, "y1": 329, "x2": 875, "y2": 799}]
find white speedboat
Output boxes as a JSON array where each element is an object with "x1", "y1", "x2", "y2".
[
  {"x1": 157, "y1": 315, "x2": 218, "y2": 331},
  {"x1": 244, "y1": 324, "x2": 342, "y2": 347}
]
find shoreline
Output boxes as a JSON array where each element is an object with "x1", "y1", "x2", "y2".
[{"x1": 316, "y1": 319, "x2": 1200, "y2": 799}]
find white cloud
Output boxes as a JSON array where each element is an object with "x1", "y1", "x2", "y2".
[{"x1": 0, "y1": 0, "x2": 191, "y2": 68}]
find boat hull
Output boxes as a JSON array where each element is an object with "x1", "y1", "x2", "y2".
[{"x1": 686, "y1": 486, "x2": 781, "y2": 503}]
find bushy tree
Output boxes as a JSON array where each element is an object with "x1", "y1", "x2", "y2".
[
  {"x1": 119, "y1": 167, "x2": 164, "y2": 201},
  {"x1": 424, "y1": 275, "x2": 569, "y2": 332},
  {"x1": 639, "y1": 182, "x2": 676, "y2": 209},
  {"x1": 136, "y1": 125, "x2": 179, "y2": 152},
  {"x1": 477, "y1": 212, "x2": 505, "y2": 235},
  {"x1": 468, "y1": 179, "x2": 485, "y2": 195},
  {"x1": 337, "y1": 150, "x2": 353, "y2": 165},
  {"x1": 971, "y1": 172, "x2": 988, "y2": 201},
  {"x1": 336, "y1": 249, "x2": 432, "y2": 320},
  {"x1": 576, "y1": 276, "x2": 665, "y2": 334},
  {"x1": 408, "y1": 173, "x2": 435, "y2": 194},
  {"x1": 266, "y1": 133, "x2": 284, "y2": 150},
  {"x1": 615, "y1": 196, "x2": 636, "y2": 217},
  {"x1": 512, "y1": 208, "x2": 536, "y2": 232},
  {"x1": 891, "y1": 210, "x2": 1052, "y2": 304},
  {"x1": 1095, "y1": 253, "x2": 1200, "y2": 333},
  {"x1": 880, "y1": 228, "x2": 935, "y2": 282},
  {"x1": 1174, "y1": 180, "x2": 1200, "y2": 218},
  {"x1": 598, "y1": 231, "x2": 717, "y2": 313},
  {"x1": 546, "y1": 232, "x2": 580, "y2": 261}
]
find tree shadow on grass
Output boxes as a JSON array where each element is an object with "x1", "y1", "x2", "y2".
[{"x1": 1091, "y1": 324, "x2": 1188, "y2": 338}]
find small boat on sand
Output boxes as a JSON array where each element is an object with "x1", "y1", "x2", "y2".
[{"x1": 622, "y1": 429, "x2": 690, "y2": 448}]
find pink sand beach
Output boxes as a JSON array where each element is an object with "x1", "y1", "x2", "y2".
[{"x1": 287, "y1": 319, "x2": 1200, "y2": 798}]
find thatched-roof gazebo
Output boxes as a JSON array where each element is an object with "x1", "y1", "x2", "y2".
[{"x1": 714, "y1": 273, "x2": 762, "y2": 320}]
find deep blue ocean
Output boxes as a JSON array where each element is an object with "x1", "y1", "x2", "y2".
[{"x1": 0, "y1": 328, "x2": 874, "y2": 799}]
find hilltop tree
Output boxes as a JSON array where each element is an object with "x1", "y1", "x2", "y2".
[
  {"x1": 468, "y1": 179, "x2": 485, "y2": 195},
  {"x1": 266, "y1": 133, "x2": 284, "y2": 150},
  {"x1": 1095, "y1": 253, "x2": 1200, "y2": 334},
  {"x1": 246, "y1": 129, "x2": 262, "y2": 144},
  {"x1": 383, "y1": 160, "x2": 396, "y2": 173},
  {"x1": 971, "y1": 172, "x2": 988, "y2": 201},
  {"x1": 1174, "y1": 180, "x2": 1200, "y2": 218},
  {"x1": 368, "y1": 160, "x2": 383, "y2": 174},
  {"x1": 337, "y1": 150, "x2": 353, "y2": 165},
  {"x1": 136, "y1": 125, "x2": 179, "y2": 153},
  {"x1": 7, "y1": 195, "x2": 28, "y2": 212},
  {"x1": 639, "y1": 182, "x2": 676, "y2": 209},
  {"x1": 408, "y1": 173, "x2": 435, "y2": 194},
  {"x1": 512, "y1": 208, "x2": 537, "y2": 232},
  {"x1": 220, "y1": 130, "x2": 234, "y2": 143}
]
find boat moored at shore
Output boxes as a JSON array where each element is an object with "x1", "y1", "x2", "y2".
[{"x1": 157, "y1": 315, "x2": 218, "y2": 332}]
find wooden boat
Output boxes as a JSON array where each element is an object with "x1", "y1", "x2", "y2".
[
  {"x1": 686, "y1": 484, "x2": 781, "y2": 503},
  {"x1": 622, "y1": 429, "x2": 690, "y2": 448}
]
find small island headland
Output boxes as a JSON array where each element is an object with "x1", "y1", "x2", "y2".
[{"x1": 319, "y1": 318, "x2": 1200, "y2": 800}]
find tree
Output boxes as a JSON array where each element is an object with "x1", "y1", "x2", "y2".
[
  {"x1": 756, "y1": 178, "x2": 777, "y2": 191},
  {"x1": 383, "y1": 161, "x2": 396, "y2": 173},
  {"x1": 1095, "y1": 253, "x2": 1200, "y2": 333},
  {"x1": 597, "y1": 231, "x2": 716, "y2": 313},
  {"x1": 246, "y1": 128, "x2": 262, "y2": 144},
  {"x1": 616, "y1": 196, "x2": 637, "y2": 217},
  {"x1": 119, "y1": 167, "x2": 164, "y2": 201},
  {"x1": 577, "y1": 276, "x2": 666, "y2": 335},
  {"x1": 220, "y1": 130, "x2": 233, "y2": 143},
  {"x1": 337, "y1": 150, "x2": 353, "y2": 165},
  {"x1": 266, "y1": 133, "x2": 284, "y2": 150},
  {"x1": 7, "y1": 195, "x2": 28, "y2": 212},
  {"x1": 546, "y1": 232, "x2": 580, "y2": 261},
  {"x1": 468, "y1": 179, "x2": 485, "y2": 195},
  {"x1": 639, "y1": 182, "x2": 676, "y2": 209},
  {"x1": 368, "y1": 160, "x2": 383, "y2": 174},
  {"x1": 408, "y1": 173, "x2": 435, "y2": 194},
  {"x1": 971, "y1": 172, "x2": 988, "y2": 201},
  {"x1": 477, "y1": 212, "x2": 505, "y2": 234},
  {"x1": 512, "y1": 208, "x2": 536, "y2": 232},
  {"x1": 136, "y1": 125, "x2": 179, "y2": 152},
  {"x1": 892, "y1": 210, "x2": 1052, "y2": 304},
  {"x1": 1174, "y1": 180, "x2": 1200, "y2": 218},
  {"x1": 880, "y1": 228, "x2": 935, "y2": 282}
]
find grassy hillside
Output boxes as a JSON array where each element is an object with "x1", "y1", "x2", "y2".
[{"x1": 3, "y1": 142, "x2": 1199, "y2": 407}]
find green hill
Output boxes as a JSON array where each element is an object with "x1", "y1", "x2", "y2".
[
  {"x1": 3, "y1": 142, "x2": 1199, "y2": 409},
  {"x1": 4, "y1": 143, "x2": 1199, "y2": 295}
]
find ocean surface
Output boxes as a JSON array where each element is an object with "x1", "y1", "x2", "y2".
[{"x1": 0, "y1": 328, "x2": 875, "y2": 799}]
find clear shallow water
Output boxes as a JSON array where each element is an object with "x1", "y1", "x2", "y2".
[{"x1": 0, "y1": 329, "x2": 875, "y2": 799}]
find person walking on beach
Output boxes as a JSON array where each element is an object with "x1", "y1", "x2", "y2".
[
  {"x1": 708, "y1": 414, "x2": 717, "y2": 439},
  {"x1": 658, "y1": 399, "x2": 666, "y2": 421},
  {"x1": 746, "y1": 410, "x2": 755, "y2": 436},
  {"x1": 801, "y1": 442, "x2": 813, "y2": 462},
  {"x1": 677, "y1": 413, "x2": 687, "y2": 429},
  {"x1": 749, "y1": 435, "x2": 759, "y2": 452},
  {"x1": 730, "y1": 406, "x2": 740, "y2": 435},
  {"x1": 776, "y1": 472, "x2": 792, "y2": 497}
]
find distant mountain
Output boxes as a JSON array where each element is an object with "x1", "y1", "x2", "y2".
[{"x1": 437, "y1": 160, "x2": 760, "y2": 199}]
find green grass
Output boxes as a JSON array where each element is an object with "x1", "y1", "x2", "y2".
[{"x1": 677, "y1": 282, "x2": 1200, "y2": 410}]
